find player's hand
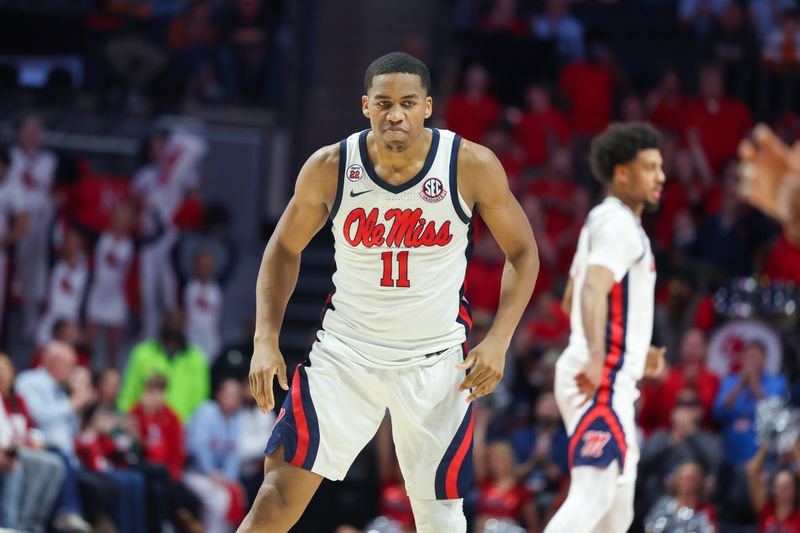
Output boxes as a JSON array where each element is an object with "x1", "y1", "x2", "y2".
[
  {"x1": 575, "y1": 356, "x2": 603, "y2": 404},
  {"x1": 456, "y1": 338, "x2": 506, "y2": 403},
  {"x1": 644, "y1": 346, "x2": 667, "y2": 379},
  {"x1": 738, "y1": 124, "x2": 800, "y2": 222},
  {"x1": 249, "y1": 338, "x2": 289, "y2": 413}
]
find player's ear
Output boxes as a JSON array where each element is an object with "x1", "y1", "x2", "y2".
[
  {"x1": 362, "y1": 95, "x2": 370, "y2": 118},
  {"x1": 424, "y1": 96, "x2": 432, "y2": 119},
  {"x1": 614, "y1": 163, "x2": 629, "y2": 186}
]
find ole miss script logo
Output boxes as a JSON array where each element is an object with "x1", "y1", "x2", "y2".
[
  {"x1": 347, "y1": 164, "x2": 363, "y2": 182},
  {"x1": 343, "y1": 207, "x2": 452, "y2": 248},
  {"x1": 420, "y1": 177, "x2": 446, "y2": 203},
  {"x1": 580, "y1": 430, "x2": 611, "y2": 458}
]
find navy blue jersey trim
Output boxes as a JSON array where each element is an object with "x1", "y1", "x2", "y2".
[
  {"x1": 449, "y1": 134, "x2": 470, "y2": 224},
  {"x1": 329, "y1": 139, "x2": 347, "y2": 220},
  {"x1": 358, "y1": 128, "x2": 440, "y2": 194}
]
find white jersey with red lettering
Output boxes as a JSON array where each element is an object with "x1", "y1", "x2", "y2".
[
  {"x1": 322, "y1": 128, "x2": 473, "y2": 367},
  {"x1": 267, "y1": 129, "x2": 476, "y2": 500},
  {"x1": 86, "y1": 232, "x2": 134, "y2": 326},
  {"x1": 555, "y1": 195, "x2": 656, "y2": 483}
]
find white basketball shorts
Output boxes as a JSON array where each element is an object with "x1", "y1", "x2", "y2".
[
  {"x1": 554, "y1": 349, "x2": 640, "y2": 485},
  {"x1": 265, "y1": 332, "x2": 474, "y2": 500}
]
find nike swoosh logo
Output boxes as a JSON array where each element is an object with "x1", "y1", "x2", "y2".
[{"x1": 350, "y1": 189, "x2": 373, "y2": 198}]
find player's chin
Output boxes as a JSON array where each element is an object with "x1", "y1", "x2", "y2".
[
  {"x1": 644, "y1": 199, "x2": 661, "y2": 213},
  {"x1": 382, "y1": 139, "x2": 410, "y2": 153}
]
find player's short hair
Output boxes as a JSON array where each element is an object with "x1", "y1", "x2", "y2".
[
  {"x1": 364, "y1": 52, "x2": 431, "y2": 95},
  {"x1": 588, "y1": 122, "x2": 661, "y2": 184}
]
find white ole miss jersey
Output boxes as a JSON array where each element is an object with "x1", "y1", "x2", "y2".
[
  {"x1": 86, "y1": 233, "x2": 134, "y2": 325},
  {"x1": 322, "y1": 128, "x2": 473, "y2": 367},
  {"x1": 560, "y1": 196, "x2": 657, "y2": 391},
  {"x1": 184, "y1": 278, "x2": 223, "y2": 361},
  {"x1": 8, "y1": 146, "x2": 56, "y2": 214}
]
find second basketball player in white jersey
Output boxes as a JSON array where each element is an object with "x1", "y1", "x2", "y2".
[
  {"x1": 240, "y1": 53, "x2": 539, "y2": 533},
  {"x1": 545, "y1": 123, "x2": 667, "y2": 533}
]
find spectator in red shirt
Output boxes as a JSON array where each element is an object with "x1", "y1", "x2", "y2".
[
  {"x1": 465, "y1": 230, "x2": 505, "y2": 317},
  {"x1": 682, "y1": 64, "x2": 753, "y2": 172},
  {"x1": 475, "y1": 440, "x2": 539, "y2": 533},
  {"x1": 639, "y1": 328, "x2": 720, "y2": 434},
  {"x1": 747, "y1": 445, "x2": 800, "y2": 533},
  {"x1": 647, "y1": 67, "x2": 687, "y2": 134},
  {"x1": 130, "y1": 374, "x2": 184, "y2": 481},
  {"x1": 513, "y1": 84, "x2": 570, "y2": 167},
  {"x1": 129, "y1": 373, "x2": 202, "y2": 532},
  {"x1": 444, "y1": 64, "x2": 502, "y2": 143},
  {"x1": 483, "y1": 126, "x2": 525, "y2": 192},
  {"x1": 478, "y1": 0, "x2": 528, "y2": 36},
  {"x1": 559, "y1": 33, "x2": 619, "y2": 135},
  {"x1": 765, "y1": 230, "x2": 800, "y2": 285}
]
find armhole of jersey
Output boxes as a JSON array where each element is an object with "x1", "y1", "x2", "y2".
[
  {"x1": 329, "y1": 139, "x2": 347, "y2": 221},
  {"x1": 448, "y1": 134, "x2": 471, "y2": 224},
  {"x1": 635, "y1": 231, "x2": 647, "y2": 263}
]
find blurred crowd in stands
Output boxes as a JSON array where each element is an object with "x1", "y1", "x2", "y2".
[
  {"x1": 0, "y1": 0, "x2": 287, "y2": 112},
  {"x1": 0, "y1": 0, "x2": 799, "y2": 532}
]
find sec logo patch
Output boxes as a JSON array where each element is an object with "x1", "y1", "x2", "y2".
[{"x1": 420, "y1": 177, "x2": 446, "y2": 203}]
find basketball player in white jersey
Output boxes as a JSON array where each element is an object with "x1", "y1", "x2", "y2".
[
  {"x1": 544, "y1": 122, "x2": 667, "y2": 533},
  {"x1": 240, "y1": 52, "x2": 539, "y2": 533}
]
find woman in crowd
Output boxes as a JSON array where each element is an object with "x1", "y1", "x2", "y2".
[{"x1": 746, "y1": 444, "x2": 800, "y2": 532}]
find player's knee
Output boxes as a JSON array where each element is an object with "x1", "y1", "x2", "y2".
[
  {"x1": 238, "y1": 480, "x2": 289, "y2": 533},
  {"x1": 409, "y1": 498, "x2": 467, "y2": 533}
]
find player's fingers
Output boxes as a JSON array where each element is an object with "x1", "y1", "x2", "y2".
[
  {"x1": 754, "y1": 124, "x2": 786, "y2": 155},
  {"x1": 263, "y1": 368, "x2": 276, "y2": 412},
  {"x1": 455, "y1": 351, "x2": 477, "y2": 370},
  {"x1": 463, "y1": 372, "x2": 493, "y2": 396},
  {"x1": 738, "y1": 138, "x2": 755, "y2": 161},
  {"x1": 458, "y1": 368, "x2": 483, "y2": 391},
  {"x1": 467, "y1": 380, "x2": 495, "y2": 402},
  {"x1": 277, "y1": 362, "x2": 289, "y2": 391},
  {"x1": 254, "y1": 367, "x2": 275, "y2": 413}
]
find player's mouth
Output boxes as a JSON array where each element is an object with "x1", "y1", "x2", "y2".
[{"x1": 652, "y1": 188, "x2": 662, "y2": 201}]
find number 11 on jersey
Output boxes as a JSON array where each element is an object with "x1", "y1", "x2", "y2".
[{"x1": 380, "y1": 251, "x2": 410, "y2": 287}]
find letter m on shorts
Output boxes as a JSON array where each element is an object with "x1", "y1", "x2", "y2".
[{"x1": 580, "y1": 430, "x2": 611, "y2": 458}]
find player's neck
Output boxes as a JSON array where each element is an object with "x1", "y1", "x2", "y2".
[
  {"x1": 369, "y1": 129, "x2": 432, "y2": 185},
  {"x1": 609, "y1": 190, "x2": 644, "y2": 218}
]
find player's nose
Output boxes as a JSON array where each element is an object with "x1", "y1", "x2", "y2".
[{"x1": 387, "y1": 104, "x2": 404, "y2": 122}]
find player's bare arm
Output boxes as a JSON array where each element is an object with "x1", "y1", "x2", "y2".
[
  {"x1": 576, "y1": 265, "x2": 615, "y2": 401},
  {"x1": 562, "y1": 276, "x2": 574, "y2": 316},
  {"x1": 455, "y1": 140, "x2": 539, "y2": 402},
  {"x1": 250, "y1": 145, "x2": 339, "y2": 413}
]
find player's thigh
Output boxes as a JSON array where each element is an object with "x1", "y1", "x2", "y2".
[
  {"x1": 387, "y1": 345, "x2": 472, "y2": 500},
  {"x1": 266, "y1": 339, "x2": 388, "y2": 481}
]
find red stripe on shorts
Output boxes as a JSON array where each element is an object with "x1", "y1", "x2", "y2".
[
  {"x1": 289, "y1": 365, "x2": 310, "y2": 468},
  {"x1": 446, "y1": 410, "x2": 474, "y2": 499}
]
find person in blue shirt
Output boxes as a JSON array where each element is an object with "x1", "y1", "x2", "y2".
[
  {"x1": 713, "y1": 339, "x2": 787, "y2": 524},
  {"x1": 509, "y1": 391, "x2": 568, "y2": 515},
  {"x1": 713, "y1": 339, "x2": 787, "y2": 466},
  {"x1": 184, "y1": 377, "x2": 244, "y2": 533}
]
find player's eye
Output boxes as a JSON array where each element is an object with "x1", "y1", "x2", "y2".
[{"x1": 403, "y1": 101, "x2": 416, "y2": 107}]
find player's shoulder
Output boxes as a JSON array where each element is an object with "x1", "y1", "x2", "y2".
[
  {"x1": 456, "y1": 137, "x2": 501, "y2": 171},
  {"x1": 306, "y1": 143, "x2": 341, "y2": 172},
  {"x1": 587, "y1": 197, "x2": 640, "y2": 234}
]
